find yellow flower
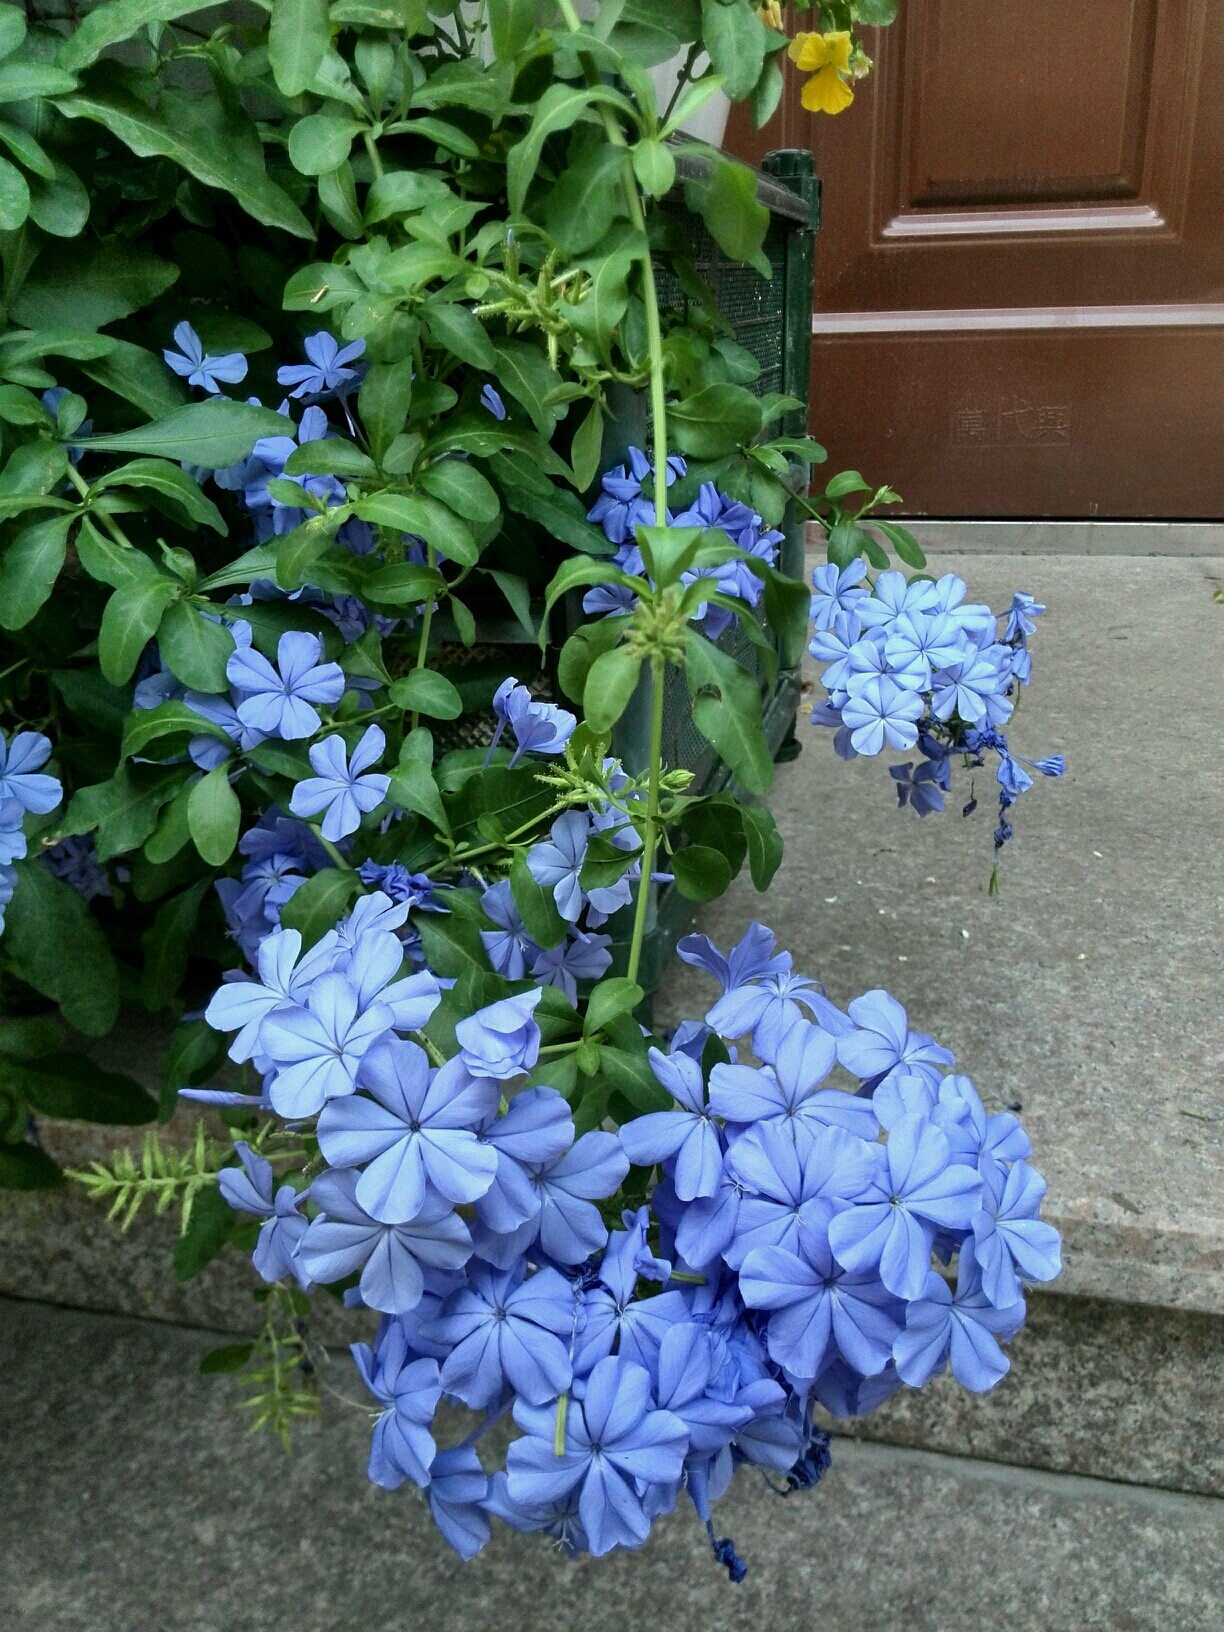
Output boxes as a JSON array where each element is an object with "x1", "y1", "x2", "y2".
[
  {"x1": 788, "y1": 29, "x2": 855, "y2": 114},
  {"x1": 756, "y1": 0, "x2": 784, "y2": 30}
]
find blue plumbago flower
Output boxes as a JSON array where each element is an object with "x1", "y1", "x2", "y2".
[
  {"x1": 455, "y1": 989, "x2": 543, "y2": 1081},
  {"x1": 721, "y1": 1118, "x2": 878, "y2": 1270},
  {"x1": 706, "y1": 968, "x2": 844, "y2": 1061},
  {"x1": 618, "y1": 1048, "x2": 723, "y2": 1201},
  {"x1": 299, "y1": 1166, "x2": 472, "y2": 1314},
  {"x1": 163, "y1": 321, "x2": 248, "y2": 395},
  {"x1": 586, "y1": 447, "x2": 685, "y2": 544},
  {"x1": 487, "y1": 679, "x2": 576, "y2": 767},
  {"x1": 572, "y1": 1210, "x2": 690, "y2": 1377},
  {"x1": 484, "y1": 1472, "x2": 591, "y2": 1557},
  {"x1": 884, "y1": 611, "x2": 968, "y2": 686},
  {"x1": 0, "y1": 799, "x2": 26, "y2": 866},
  {"x1": 890, "y1": 758, "x2": 947, "y2": 817},
  {"x1": 41, "y1": 834, "x2": 110, "y2": 901},
  {"x1": 856, "y1": 570, "x2": 939, "y2": 632},
  {"x1": 0, "y1": 863, "x2": 15, "y2": 933},
  {"x1": 184, "y1": 691, "x2": 266, "y2": 771},
  {"x1": 259, "y1": 971, "x2": 396, "y2": 1118},
  {"x1": 932, "y1": 1074, "x2": 1030, "y2": 1168},
  {"x1": 480, "y1": 383, "x2": 507, "y2": 419},
  {"x1": 841, "y1": 674, "x2": 925, "y2": 755},
  {"x1": 1004, "y1": 591, "x2": 1045, "y2": 642},
  {"x1": 530, "y1": 927, "x2": 613, "y2": 1003},
  {"x1": 357, "y1": 860, "x2": 440, "y2": 911},
  {"x1": 506, "y1": 1354, "x2": 689, "y2": 1557},
  {"x1": 423, "y1": 1260, "x2": 577, "y2": 1408},
  {"x1": 470, "y1": 1086, "x2": 574, "y2": 1244},
  {"x1": 227, "y1": 629, "x2": 345, "y2": 740},
  {"x1": 827, "y1": 1113, "x2": 982, "y2": 1301},
  {"x1": 837, "y1": 989, "x2": 956, "y2": 1088},
  {"x1": 676, "y1": 920, "x2": 792, "y2": 995},
  {"x1": 217, "y1": 1141, "x2": 311, "y2": 1288},
  {"x1": 317, "y1": 1041, "x2": 499, "y2": 1223},
  {"x1": 240, "y1": 810, "x2": 331, "y2": 871},
  {"x1": 278, "y1": 331, "x2": 366, "y2": 399},
  {"x1": 893, "y1": 1251, "x2": 1026, "y2": 1392},
  {"x1": 708, "y1": 1020, "x2": 879, "y2": 1143},
  {"x1": 427, "y1": 1447, "x2": 491, "y2": 1560},
  {"x1": 525, "y1": 810, "x2": 633, "y2": 926},
  {"x1": 475, "y1": 1130, "x2": 630, "y2": 1267},
  {"x1": 203, "y1": 927, "x2": 335, "y2": 1064},
  {"x1": 351, "y1": 1320, "x2": 442, "y2": 1488},
  {"x1": 810, "y1": 559, "x2": 870, "y2": 631},
  {"x1": 0, "y1": 730, "x2": 60, "y2": 814},
  {"x1": 480, "y1": 880, "x2": 539, "y2": 979},
  {"x1": 290, "y1": 724, "x2": 391, "y2": 841},
  {"x1": 971, "y1": 1155, "x2": 1061, "y2": 1307},
  {"x1": 809, "y1": 608, "x2": 865, "y2": 694},
  {"x1": 932, "y1": 648, "x2": 1013, "y2": 728},
  {"x1": 739, "y1": 1216, "x2": 900, "y2": 1381},
  {"x1": 929, "y1": 572, "x2": 996, "y2": 641}
]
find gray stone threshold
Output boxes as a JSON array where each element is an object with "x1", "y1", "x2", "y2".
[{"x1": 806, "y1": 519, "x2": 1224, "y2": 555}]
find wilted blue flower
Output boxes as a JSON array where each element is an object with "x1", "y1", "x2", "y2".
[
  {"x1": 278, "y1": 331, "x2": 366, "y2": 399},
  {"x1": 239, "y1": 810, "x2": 331, "y2": 871},
  {"x1": 455, "y1": 989, "x2": 543, "y2": 1080},
  {"x1": 317, "y1": 1041, "x2": 499, "y2": 1222},
  {"x1": 971, "y1": 1155, "x2": 1061, "y2": 1307},
  {"x1": 1004, "y1": 591, "x2": 1045, "y2": 642},
  {"x1": 618, "y1": 1048, "x2": 723, "y2": 1201},
  {"x1": 424, "y1": 1260, "x2": 577, "y2": 1408},
  {"x1": 357, "y1": 860, "x2": 439, "y2": 911},
  {"x1": 351, "y1": 1319, "x2": 442, "y2": 1487},
  {"x1": 889, "y1": 758, "x2": 946, "y2": 817},
  {"x1": 163, "y1": 322, "x2": 248, "y2": 395},
  {"x1": 227, "y1": 630, "x2": 345, "y2": 740},
  {"x1": 530, "y1": 927, "x2": 613, "y2": 1002},
  {"x1": 739, "y1": 1217, "x2": 900, "y2": 1380},
  {"x1": 217, "y1": 1141, "x2": 311, "y2": 1288},
  {"x1": 290, "y1": 724, "x2": 391, "y2": 841},
  {"x1": 827, "y1": 1113, "x2": 982, "y2": 1301},
  {"x1": 299, "y1": 1166, "x2": 471, "y2": 1314},
  {"x1": 506, "y1": 1354, "x2": 689, "y2": 1557},
  {"x1": 0, "y1": 730, "x2": 60, "y2": 814},
  {"x1": 840, "y1": 675, "x2": 924, "y2": 755},
  {"x1": 259, "y1": 971, "x2": 395, "y2": 1117},
  {"x1": 480, "y1": 383, "x2": 507, "y2": 419},
  {"x1": 893, "y1": 1253, "x2": 1025, "y2": 1392}
]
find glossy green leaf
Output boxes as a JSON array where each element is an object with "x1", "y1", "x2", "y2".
[
  {"x1": 64, "y1": 763, "x2": 188, "y2": 862},
  {"x1": 11, "y1": 237, "x2": 178, "y2": 333},
  {"x1": 740, "y1": 800, "x2": 783, "y2": 890},
  {"x1": 583, "y1": 977, "x2": 644, "y2": 1038},
  {"x1": 422, "y1": 301, "x2": 495, "y2": 371},
  {"x1": 140, "y1": 877, "x2": 212, "y2": 1011},
  {"x1": 121, "y1": 700, "x2": 229, "y2": 762},
  {"x1": 0, "y1": 512, "x2": 72, "y2": 628},
  {"x1": 669, "y1": 383, "x2": 764, "y2": 459},
  {"x1": 487, "y1": 0, "x2": 535, "y2": 59},
  {"x1": 0, "y1": 150, "x2": 26, "y2": 230},
  {"x1": 509, "y1": 851, "x2": 567, "y2": 950},
  {"x1": 583, "y1": 645, "x2": 642, "y2": 733},
  {"x1": 700, "y1": 0, "x2": 766, "y2": 100},
  {"x1": 98, "y1": 575, "x2": 180, "y2": 684},
  {"x1": 26, "y1": 161, "x2": 89, "y2": 238},
  {"x1": 631, "y1": 138, "x2": 674, "y2": 199},
  {"x1": 268, "y1": 0, "x2": 332, "y2": 96},
  {"x1": 4, "y1": 858, "x2": 120, "y2": 1035},
  {"x1": 80, "y1": 400, "x2": 290, "y2": 468},
  {"x1": 543, "y1": 143, "x2": 625, "y2": 254},
  {"x1": 354, "y1": 491, "x2": 477, "y2": 566},
  {"x1": 280, "y1": 868, "x2": 363, "y2": 950},
  {"x1": 490, "y1": 339, "x2": 564, "y2": 439},
  {"x1": 357, "y1": 362, "x2": 413, "y2": 463},
  {"x1": 365, "y1": 561, "x2": 445, "y2": 605},
  {"x1": 671, "y1": 843, "x2": 733, "y2": 902},
  {"x1": 385, "y1": 756, "x2": 451, "y2": 836},
  {"x1": 388, "y1": 668, "x2": 463, "y2": 720},
  {"x1": 11, "y1": 1050, "x2": 156, "y2": 1123},
  {"x1": 288, "y1": 114, "x2": 360, "y2": 175},
  {"x1": 157, "y1": 601, "x2": 235, "y2": 693},
  {"x1": 685, "y1": 631, "x2": 773, "y2": 794},
  {"x1": 419, "y1": 459, "x2": 500, "y2": 524},
  {"x1": 92, "y1": 458, "x2": 226, "y2": 532}
]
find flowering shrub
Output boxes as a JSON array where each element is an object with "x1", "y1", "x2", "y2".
[{"x1": 0, "y1": 0, "x2": 1067, "y2": 1584}]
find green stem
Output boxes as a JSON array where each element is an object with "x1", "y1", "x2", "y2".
[
  {"x1": 68, "y1": 464, "x2": 140, "y2": 553},
  {"x1": 625, "y1": 653, "x2": 665, "y2": 985},
  {"x1": 411, "y1": 543, "x2": 437, "y2": 732},
  {"x1": 362, "y1": 130, "x2": 385, "y2": 180},
  {"x1": 310, "y1": 826, "x2": 356, "y2": 872},
  {"x1": 422, "y1": 797, "x2": 571, "y2": 878}
]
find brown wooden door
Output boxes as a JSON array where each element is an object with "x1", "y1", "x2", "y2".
[{"x1": 728, "y1": 0, "x2": 1224, "y2": 518}]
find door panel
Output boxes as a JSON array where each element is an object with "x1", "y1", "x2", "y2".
[{"x1": 726, "y1": 0, "x2": 1224, "y2": 517}]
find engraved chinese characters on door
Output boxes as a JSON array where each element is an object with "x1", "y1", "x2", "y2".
[{"x1": 953, "y1": 400, "x2": 1072, "y2": 450}]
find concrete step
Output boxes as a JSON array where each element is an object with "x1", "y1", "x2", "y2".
[{"x1": 3, "y1": 1297, "x2": 1221, "y2": 1632}]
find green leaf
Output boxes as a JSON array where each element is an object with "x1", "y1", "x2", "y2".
[
  {"x1": 578, "y1": 831, "x2": 638, "y2": 891},
  {"x1": 632, "y1": 138, "x2": 675, "y2": 199},
  {"x1": 425, "y1": 415, "x2": 575, "y2": 480},
  {"x1": 423, "y1": 301, "x2": 495, "y2": 371},
  {"x1": 400, "y1": 117, "x2": 479, "y2": 157},
  {"x1": 487, "y1": 0, "x2": 536, "y2": 58},
  {"x1": 80, "y1": 338, "x2": 187, "y2": 419},
  {"x1": 0, "y1": 511, "x2": 71, "y2": 628},
  {"x1": 365, "y1": 561, "x2": 445, "y2": 606},
  {"x1": 0, "y1": 1141, "x2": 62, "y2": 1189},
  {"x1": 759, "y1": 561, "x2": 811, "y2": 670},
  {"x1": 269, "y1": 0, "x2": 332, "y2": 96},
  {"x1": 541, "y1": 556, "x2": 630, "y2": 642},
  {"x1": 683, "y1": 152, "x2": 771, "y2": 277},
  {"x1": 700, "y1": 0, "x2": 766, "y2": 100},
  {"x1": 570, "y1": 399, "x2": 603, "y2": 492},
  {"x1": 508, "y1": 851, "x2": 567, "y2": 950},
  {"x1": 199, "y1": 1341, "x2": 255, "y2": 1374},
  {"x1": 583, "y1": 645, "x2": 641, "y2": 734},
  {"x1": 598, "y1": 1046, "x2": 672, "y2": 1113},
  {"x1": 92, "y1": 458, "x2": 226, "y2": 532},
  {"x1": 388, "y1": 668, "x2": 463, "y2": 720},
  {"x1": 173, "y1": 1181, "x2": 234, "y2": 1281},
  {"x1": 26, "y1": 160, "x2": 89, "y2": 238},
  {"x1": 0, "y1": 382, "x2": 51, "y2": 426},
  {"x1": 9, "y1": 1051, "x2": 156, "y2": 1124},
  {"x1": 0, "y1": 62, "x2": 76, "y2": 101},
  {"x1": 487, "y1": 569, "x2": 534, "y2": 638},
  {"x1": 156, "y1": 601, "x2": 237, "y2": 693},
  {"x1": 681, "y1": 795, "x2": 746, "y2": 874},
  {"x1": 0, "y1": 151, "x2": 27, "y2": 230},
  {"x1": 357, "y1": 362, "x2": 413, "y2": 463},
  {"x1": 543, "y1": 144, "x2": 625, "y2": 255},
  {"x1": 4, "y1": 858, "x2": 120, "y2": 1035},
  {"x1": 490, "y1": 339, "x2": 564, "y2": 439},
  {"x1": 54, "y1": 85, "x2": 314, "y2": 240},
  {"x1": 584, "y1": 976, "x2": 644, "y2": 1038},
  {"x1": 288, "y1": 113, "x2": 360, "y2": 175},
  {"x1": 874, "y1": 519, "x2": 927, "y2": 569},
  {"x1": 385, "y1": 756, "x2": 451, "y2": 836},
  {"x1": 140, "y1": 877, "x2": 211, "y2": 1011},
  {"x1": 10, "y1": 238, "x2": 178, "y2": 333},
  {"x1": 280, "y1": 870, "x2": 363, "y2": 952},
  {"x1": 660, "y1": 71, "x2": 726, "y2": 138},
  {"x1": 507, "y1": 82, "x2": 640, "y2": 215},
  {"x1": 142, "y1": 775, "x2": 197, "y2": 864},
  {"x1": 749, "y1": 53, "x2": 783, "y2": 129},
  {"x1": 354, "y1": 492, "x2": 477, "y2": 566},
  {"x1": 557, "y1": 616, "x2": 630, "y2": 703},
  {"x1": 98, "y1": 574, "x2": 180, "y2": 684},
  {"x1": 449, "y1": 592, "x2": 475, "y2": 647},
  {"x1": 364, "y1": 167, "x2": 451, "y2": 224},
  {"x1": 826, "y1": 469, "x2": 870, "y2": 500},
  {"x1": 121, "y1": 700, "x2": 229, "y2": 761},
  {"x1": 58, "y1": 0, "x2": 214, "y2": 70},
  {"x1": 419, "y1": 459, "x2": 500, "y2": 525},
  {"x1": 74, "y1": 516, "x2": 159, "y2": 589},
  {"x1": 0, "y1": 440, "x2": 68, "y2": 497},
  {"x1": 64, "y1": 762, "x2": 188, "y2": 862},
  {"x1": 740, "y1": 800, "x2": 783, "y2": 890},
  {"x1": 187, "y1": 766, "x2": 240, "y2": 866},
  {"x1": 0, "y1": 6, "x2": 24, "y2": 63},
  {"x1": 669, "y1": 383, "x2": 764, "y2": 459},
  {"x1": 670, "y1": 843, "x2": 732, "y2": 902},
  {"x1": 160, "y1": 1018, "x2": 227, "y2": 1119},
  {"x1": 416, "y1": 899, "x2": 493, "y2": 978},
  {"x1": 685, "y1": 632, "x2": 773, "y2": 795},
  {"x1": 636, "y1": 523, "x2": 703, "y2": 590},
  {"x1": 494, "y1": 465, "x2": 613, "y2": 556},
  {"x1": 52, "y1": 668, "x2": 131, "y2": 736},
  {"x1": 80, "y1": 400, "x2": 291, "y2": 469}
]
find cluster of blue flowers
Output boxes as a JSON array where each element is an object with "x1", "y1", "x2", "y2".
[
  {"x1": 204, "y1": 913, "x2": 1059, "y2": 1570},
  {"x1": 808, "y1": 563, "x2": 1064, "y2": 851},
  {"x1": 0, "y1": 729, "x2": 64, "y2": 933},
  {"x1": 584, "y1": 449, "x2": 785, "y2": 640}
]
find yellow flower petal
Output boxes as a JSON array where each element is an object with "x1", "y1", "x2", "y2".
[
  {"x1": 823, "y1": 30, "x2": 853, "y2": 72},
  {"x1": 788, "y1": 31, "x2": 831, "y2": 71},
  {"x1": 801, "y1": 63, "x2": 855, "y2": 115}
]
